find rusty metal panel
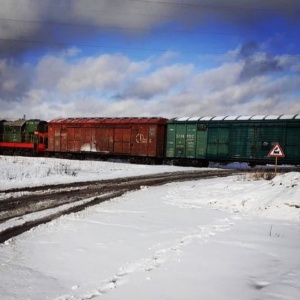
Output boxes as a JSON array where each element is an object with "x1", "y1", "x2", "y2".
[
  {"x1": 80, "y1": 128, "x2": 92, "y2": 152},
  {"x1": 114, "y1": 128, "x2": 130, "y2": 154},
  {"x1": 122, "y1": 142, "x2": 130, "y2": 154},
  {"x1": 74, "y1": 128, "x2": 81, "y2": 141},
  {"x1": 54, "y1": 123, "x2": 61, "y2": 151},
  {"x1": 114, "y1": 142, "x2": 122, "y2": 153},
  {"x1": 95, "y1": 128, "x2": 114, "y2": 153},
  {"x1": 122, "y1": 128, "x2": 131, "y2": 154},
  {"x1": 156, "y1": 124, "x2": 166, "y2": 158},
  {"x1": 130, "y1": 124, "x2": 154, "y2": 157},
  {"x1": 47, "y1": 119, "x2": 65, "y2": 152},
  {"x1": 47, "y1": 119, "x2": 71, "y2": 153},
  {"x1": 60, "y1": 124, "x2": 67, "y2": 151},
  {"x1": 114, "y1": 129, "x2": 121, "y2": 153},
  {"x1": 48, "y1": 117, "x2": 168, "y2": 158},
  {"x1": 138, "y1": 125, "x2": 149, "y2": 156},
  {"x1": 130, "y1": 125, "x2": 139, "y2": 155},
  {"x1": 68, "y1": 141, "x2": 75, "y2": 152},
  {"x1": 47, "y1": 123, "x2": 54, "y2": 151},
  {"x1": 107, "y1": 128, "x2": 114, "y2": 153},
  {"x1": 95, "y1": 128, "x2": 103, "y2": 152},
  {"x1": 140, "y1": 125, "x2": 151, "y2": 156},
  {"x1": 91, "y1": 128, "x2": 96, "y2": 151},
  {"x1": 148, "y1": 125, "x2": 158, "y2": 157},
  {"x1": 74, "y1": 141, "x2": 81, "y2": 151},
  {"x1": 67, "y1": 127, "x2": 75, "y2": 151},
  {"x1": 83, "y1": 128, "x2": 91, "y2": 143},
  {"x1": 114, "y1": 128, "x2": 122, "y2": 142},
  {"x1": 123, "y1": 128, "x2": 130, "y2": 141},
  {"x1": 67, "y1": 127, "x2": 75, "y2": 140}
]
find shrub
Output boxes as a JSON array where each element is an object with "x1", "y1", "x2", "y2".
[{"x1": 251, "y1": 171, "x2": 275, "y2": 181}]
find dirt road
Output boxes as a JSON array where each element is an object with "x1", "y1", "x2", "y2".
[{"x1": 0, "y1": 169, "x2": 237, "y2": 243}]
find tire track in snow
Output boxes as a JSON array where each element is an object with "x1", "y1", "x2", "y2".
[{"x1": 56, "y1": 217, "x2": 235, "y2": 300}]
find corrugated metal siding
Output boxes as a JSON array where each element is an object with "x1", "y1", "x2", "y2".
[
  {"x1": 166, "y1": 115, "x2": 300, "y2": 164},
  {"x1": 47, "y1": 117, "x2": 167, "y2": 158},
  {"x1": 54, "y1": 123, "x2": 62, "y2": 151},
  {"x1": 196, "y1": 124, "x2": 207, "y2": 158},
  {"x1": 186, "y1": 124, "x2": 196, "y2": 158},
  {"x1": 174, "y1": 124, "x2": 186, "y2": 157},
  {"x1": 166, "y1": 124, "x2": 175, "y2": 157}
]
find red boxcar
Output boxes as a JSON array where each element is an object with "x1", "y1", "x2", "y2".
[{"x1": 47, "y1": 118, "x2": 168, "y2": 163}]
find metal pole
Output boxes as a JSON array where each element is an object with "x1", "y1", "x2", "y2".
[{"x1": 274, "y1": 157, "x2": 278, "y2": 176}]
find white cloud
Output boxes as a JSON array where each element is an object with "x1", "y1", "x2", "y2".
[
  {"x1": 124, "y1": 64, "x2": 194, "y2": 99},
  {"x1": 156, "y1": 51, "x2": 180, "y2": 65},
  {"x1": 1, "y1": 50, "x2": 299, "y2": 120},
  {"x1": 0, "y1": 58, "x2": 32, "y2": 98},
  {"x1": 56, "y1": 54, "x2": 149, "y2": 93},
  {"x1": 64, "y1": 47, "x2": 82, "y2": 57},
  {"x1": 190, "y1": 62, "x2": 242, "y2": 94},
  {"x1": 35, "y1": 56, "x2": 70, "y2": 90}
]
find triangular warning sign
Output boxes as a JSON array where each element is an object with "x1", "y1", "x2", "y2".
[{"x1": 268, "y1": 142, "x2": 285, "y2": 157}]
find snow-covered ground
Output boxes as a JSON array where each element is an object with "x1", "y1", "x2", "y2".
[
  {"x1": 0, "y1": 156, "x2": 198, "y2": 190},
  {"x1": 0, "y1": 156, "x2": 299, "y2": 300}
]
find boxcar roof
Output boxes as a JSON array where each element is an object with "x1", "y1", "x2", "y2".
[
  {"x1": 171, "y1": 114, "x2": 300, "y2": 122},
  {"x1": 47, "y1": 117, "x2": 168, "y2": 125}
]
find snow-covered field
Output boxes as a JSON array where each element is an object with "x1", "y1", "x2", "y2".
[
  {"x1": 0, "y1": 156, "x2": 198, "y2": 190},
  {"x1": 0, "y1": 156, "x2": 300, "y2": 300}
]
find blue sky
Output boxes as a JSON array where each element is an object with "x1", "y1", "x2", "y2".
[{"x1": 0, "y1": 0, "x2": 299, "y2": 120}]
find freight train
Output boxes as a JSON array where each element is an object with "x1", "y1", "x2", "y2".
[{"x1": 0, "y1": 115, "x2": 300, "y2": 167}]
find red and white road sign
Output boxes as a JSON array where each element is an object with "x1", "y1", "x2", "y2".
[{"x1": 268, "y1": 142, "x2": 285, "y2": 157}]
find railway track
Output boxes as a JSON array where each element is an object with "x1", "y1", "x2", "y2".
[{"x1": 0, "y1": 169, "x2": 237, "y2": 244}]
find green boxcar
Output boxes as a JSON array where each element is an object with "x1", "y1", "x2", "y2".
[{"x1": 166, "y1": 115, "x2": 300, "y2": 166}]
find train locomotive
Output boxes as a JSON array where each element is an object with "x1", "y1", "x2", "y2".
[
  {"x1": 0, "y1": 114, "x2": 299, "y2": 166},
  {"x1": 0, "y1": 119, "x2": 48, "y2": 156}
]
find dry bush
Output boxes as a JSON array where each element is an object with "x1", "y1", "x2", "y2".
[{"x1": 251, "y1": 171, "x2": 275, "y2": 181}]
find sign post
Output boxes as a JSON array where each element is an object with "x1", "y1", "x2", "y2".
[{"x1": 268, "y1": 142, "x2": 285, "y2": 175}]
